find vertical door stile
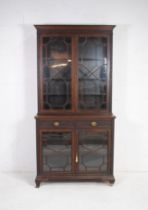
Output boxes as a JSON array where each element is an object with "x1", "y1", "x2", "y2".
[
  {"x1": 72, "y1": 35, "x2": 78, "y2": 112},
  {"x1": 72, "y1": 129, "x2": 76, "y2": 174},
  {"x1": 75, "y1": 129, "x2": 79, "y2": 173},
  {"x1": 39, "y1": 34, "x2": 43, "y2": 112},
  {"x1": 107, "y1": 35, "x2": 111, "y2": 112},
  {"x1": 39, "y1": 129, "x2": 43, "y2": 174},
  {"x1": 108, "y1": 129, "x2": 112, "y2": 174}
]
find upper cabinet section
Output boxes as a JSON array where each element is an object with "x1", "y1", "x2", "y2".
[{"x1": 35, "y1": 25, "x2": 115, "y2": 114}]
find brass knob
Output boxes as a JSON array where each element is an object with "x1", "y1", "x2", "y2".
[
  {"x1": 91, "y1": 121, "x2": 97, "y2": 127},
  {"x1": 53, "y1": 121, "x2": 60, "y2": 127},
  {"x1": 75, "y1": 154, "x2": 78, "y2": 163}
]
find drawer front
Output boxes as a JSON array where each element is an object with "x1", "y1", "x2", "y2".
[
  {"x1": 38, "y1": 120, "x2": 74, "y2": 128},
  {"x1": 76, "y1": 120, "x2": 112, "y2": 128}
]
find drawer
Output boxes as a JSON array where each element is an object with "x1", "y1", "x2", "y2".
[
  {"x1": 38, "y1": 120, "x2": 74, "y2": 128},
  {"x1": 76, "y1": 120, "x2": 112, "y2": 128},
  {"x1": 36, "y1": 117, "x2": 113, "y2": 129}
]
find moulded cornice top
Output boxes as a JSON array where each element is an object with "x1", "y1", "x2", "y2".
[{"x1": 34, "y1": 25, "x2": 116, "y2": 31}]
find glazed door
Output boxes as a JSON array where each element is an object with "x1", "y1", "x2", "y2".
[
  {"x1": 77, "y1": 36, "x2": 109, "y2": 112},
  {"x1": 40, "y1": 36, "x2": 73, "y2": 112},
  {"x1": 40, "y1": 130, "x2": 74, "y2": 173},
  {"x1": 39, "y1": 34, "x2": 110, "y2": 113},
  {"x1": 77, "y1": 129, "x2": 110, "y2": 174}
]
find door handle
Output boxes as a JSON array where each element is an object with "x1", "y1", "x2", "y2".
[{"x1": 75, "y1": 154, "x2": 78, "y2": 163}]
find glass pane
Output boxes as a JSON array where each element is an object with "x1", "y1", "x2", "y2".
[
  {"x1": 78, "y1": 37, "x2": 108, "y2": 110},
  {"x1": 42, "y1": 37, "x2": 72, "y2": 110},
  {"x1": 78, "y1": 130, "x2": 108, "y2": 173},
  {"x1": 42, "y1": 132, "x2": 72, "y2": 172}
]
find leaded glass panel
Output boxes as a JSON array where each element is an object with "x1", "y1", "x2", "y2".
[
  {"x1": 78, "y1": 37, "x2": 108, "y2": 110},
  {"x1": 42, "y1": 132, "x2": 72, "y2": 172},
  {"x1": 42, "y1": 37, "x2": 72, "y2": 110},
  {"x1": 78, "y1": 130, "x2": 108, "y2": 173}
]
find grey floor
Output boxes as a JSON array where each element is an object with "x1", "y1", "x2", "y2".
[{"x1": 0, "y1": 172, "x2": 147, "y2": 210}]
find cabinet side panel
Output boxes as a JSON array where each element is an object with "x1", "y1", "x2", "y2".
[{"x1": 36, "y1": 120, "x2": 41, "y2": 175}]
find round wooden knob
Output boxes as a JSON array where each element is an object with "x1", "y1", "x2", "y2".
[
  {"x1": 91, "y1": 121, "x2": 97, "y2": 127},
  {"x1": 53, "y1": 121, "x2": 60, "y2": 126}
]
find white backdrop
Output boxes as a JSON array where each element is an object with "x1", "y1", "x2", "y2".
[{"x1": 0, "y1": 0, "x2": 148, "y2": 172}]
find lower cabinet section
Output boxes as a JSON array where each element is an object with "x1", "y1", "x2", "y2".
[{"x1": 35, "y1": 116, "x2": 115, "y2": 187}]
